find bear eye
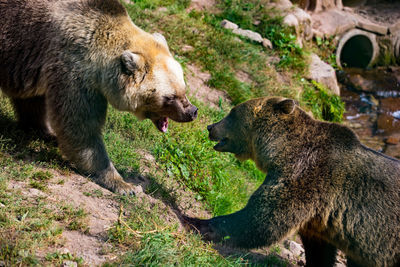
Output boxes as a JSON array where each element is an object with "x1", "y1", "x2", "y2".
[
  {"x1": 164, "y1": 95, "x2": 176, "y2": 105},
  {"x1": 135, "y1": 72, "x2": 146, "y2": 84}
]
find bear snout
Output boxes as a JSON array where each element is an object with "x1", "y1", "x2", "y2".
[{"x1": 188, "y1": 105, "x2": 198, "y2": 121}]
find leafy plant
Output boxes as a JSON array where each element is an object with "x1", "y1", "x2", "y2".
[
  {"x1": 314, "y1": 36, "x2": 338, "y2": 69},
  {"x1": 302, "y1": 80, "x2": 345, "y2": 122}
]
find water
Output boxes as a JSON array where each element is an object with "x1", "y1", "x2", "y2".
[{"x1": 338, "y1": 67, "x2": 400, "y2": 159}]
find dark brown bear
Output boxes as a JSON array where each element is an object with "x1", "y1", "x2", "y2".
[{"x1": 186, "y1": 97, "x2": 400, "y2": 267}]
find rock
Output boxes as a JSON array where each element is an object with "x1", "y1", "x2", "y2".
[
  {"x1": 292, "y1": 7, "x2": 313, "y2": 40},
  {"x1": 311, "y1": 10, "x2": 357, "y2": 37},
  {"x1": 279, "y1": 247, "x2": 294, "y2": 260},
  {"x1": 306, "y1": 54, "x2": 341, "y2": 95},
  {"x1": 232, "y1": 28, "x2": 263, "y2": 43},
  {"x1": 377, "y1": 98, "x2": 400, "y2": 135},
  {"x1": 377, "y1": 113, "x2": 400, "y2": 135},
  {"x1": 389, "y1": 22, "x2": 400, "y2": 35},
  {"x1": 356, "y1": 19, "x2": 388, "y2": 35},
  {"x1": 182, "y1": 45, "x2": 194, "y2": 52},
  {"x1": 283, "y1": 14, "x2": 299, "y2": 28},
  {"x1": 271, "y1": 0, "x2": 293, "y2": 9},
  {"x1": 221, "y1": 19, "x2": 238, "y2": 30},
  {"x1": 335, "y1": 261, "x2": 347, "y2": 267},
  {"x1": 302, "y1": 0, "x2": 343, "y2": 12},
  {"x1": 385, "y1": 144, "x2": 400, "y2": 159},
  {"x1": 343, "y1": 6, "x2": 354, "y2": 12},
  {"x1": 292, "y1": 7, "x2": 311, "y2": 24},
  {"x1": 262, "y1": 38, "x2": 273, "y2": 49},
  {"x1": 285, "y1": 240, "x2": 305, "y2": 257},
  {"x1": 385, "y1": 136, "x2": 400, "y2": 145},
  {"x1": 347, "y1": 74, "x2": 375, "y2": 92},
  {"x1": 62, "y1": 261, "x2": 78, "y2": 267}
]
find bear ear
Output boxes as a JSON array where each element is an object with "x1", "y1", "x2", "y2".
[
  {"x1": 276, "y1": 99, "x2": 296, "y2": 114},
  {"x1": 152, "y1": 32, "x2": 169, "y2": 51},
  {"x1": 121, "y1": 51, "x2": 144, "y2": 74}
]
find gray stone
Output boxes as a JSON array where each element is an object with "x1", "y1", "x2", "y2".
[
  {"x1": 389, "y1": 22, "x2": 400, "y2": 35},
  {"x1": 311, "y1": 10, "x2": 357, "y2": 37},
  {"x1": 283, "y1": 14, "x2": 299, "y2": 28},
  {"x1": 232, "y1": 28, "x2": 263, "y2": 43},
  {"x1": 306, "y1": 54, "x2": 340, "y2": 95},
  {"x1": 182, "y1": 45, "x2": 194, "y2": 52},
  {"x1": 357, "y1": 19, "x2": 388, "y2": 35},
  {"x1": 292, "y1": 7, "x2": 311, "y2": 24},
  {"x1": 221, "y1": 19, "x2": 238, "y2": 30},
  {"x1": 271, "y1": 0, "x2": 293, "y2": 9},
  {"x1": 262, "y1": 38, "x2": 273, "y2": 49},
  {"x1": 280, "y1": 247, "x2": 294, "y2": 260},
  {"x1": 292, "y1": 7, "x2": 313, "y2": 41},
  {"x1": 284, "y1": 240, "x2": 305, "y2": 257}
]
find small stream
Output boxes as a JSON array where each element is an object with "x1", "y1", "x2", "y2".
[{"x1": 337, "y1": 67, "x2": 400, "y2": 159}]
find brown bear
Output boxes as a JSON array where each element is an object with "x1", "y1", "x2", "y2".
[
  {"x1": 0, "y1": 0, "x2": 197, "y2": 194},
  {"x1": 185, "y1": 97, "x2": 400, "y2": 267}
]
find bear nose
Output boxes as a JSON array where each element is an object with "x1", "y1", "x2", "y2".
[
  {"x1": 191, "y1": 106, "x2": 198, "y2": 120},
  {"x1": 207, "y1": 124, "x2": 214, "y2": 131}
]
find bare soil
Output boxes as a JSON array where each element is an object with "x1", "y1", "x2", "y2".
[{"x1": 186, "y1": 64, "x2": 231, "y2": 109}]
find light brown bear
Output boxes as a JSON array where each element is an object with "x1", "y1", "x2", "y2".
[
  {"x1": 0, "y1": 0, "x2": 197, "y2": 194},
  {"x1": 185, "y1": 97, "x2": 400, "y2": 267}
]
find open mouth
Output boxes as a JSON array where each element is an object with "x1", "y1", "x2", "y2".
[
  {"x1": 155, "y1": 117, "x2": 169, "y2": 133},
  {"x1": 213, "y1": 137, "x2": 228, "y2": 151}
]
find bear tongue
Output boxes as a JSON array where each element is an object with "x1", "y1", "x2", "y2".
[{"x1": 157, "y1": 117, "x2": 169, "y2": 133}]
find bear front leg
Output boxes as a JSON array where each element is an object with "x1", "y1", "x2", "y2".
[
  {"x1": 186, "y1": 173, "x2": 318, "y2": 249},
  {"x1": 46, "y1": 87, "x2": 137, "y2": 195}
]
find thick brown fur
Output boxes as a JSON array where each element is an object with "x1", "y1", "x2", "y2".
[
  {"x1": 0, "y1": 0, "x2": 197, "y2": 194},
  {"x1": 186, "y1": 97, "x2": 400, "y2": 267}
]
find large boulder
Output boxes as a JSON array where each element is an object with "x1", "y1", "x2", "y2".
[
  {"x1": 311, "y1": 9, "x2": 357, "y2": 37},
  {"x1": 306, "y1": 53, "x2": 340, "y2": 95}
]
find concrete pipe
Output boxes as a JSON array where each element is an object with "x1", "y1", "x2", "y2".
[{"x1": 336, "y1": 29, "x2": 379, "y2": 68}]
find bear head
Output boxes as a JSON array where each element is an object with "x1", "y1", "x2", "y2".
[
  {"x1": 106, "y1": 31, "x2": 198, "y2": 133},
  {"x1": 207, "y1": 97, "x2": 296, "y2": 163}
]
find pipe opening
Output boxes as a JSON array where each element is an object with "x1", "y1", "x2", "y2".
[{"x1": 340, "y1": 35, "x2": 373, "y2": 68}]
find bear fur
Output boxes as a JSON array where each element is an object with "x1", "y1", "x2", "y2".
[
  {"x1": 186, "y1": 97, "x2": 400, "y2": 267},
  {"x1": 0, "y1": 0, "x2": 197, "y2": 194}
]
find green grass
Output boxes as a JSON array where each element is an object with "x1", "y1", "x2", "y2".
[
  {"x1": 0, "y1": 0, "x2": 346, "y2": 265},
  {"x1": 124, "y1": 2, "x2": 303, "y2": 104},
  {"x1": 219, "y1": 0, "x2": 306, "y2": 71},
  {"x1": 0, "y1": 159, "x2": 84, "y2": 266}
]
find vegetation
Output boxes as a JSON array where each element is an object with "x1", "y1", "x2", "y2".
[
  {"x1": 0, "y1": 0, "x2": 345, "y2": 265},
  {"x1": 302, "y1": 80, "x2": 345, "y2": 122}
]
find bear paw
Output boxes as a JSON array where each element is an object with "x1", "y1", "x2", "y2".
[
  {"x1": 110, "y1": 180, "x2": 142, "y2": 196},
  {"x1": 94, "y1": 165, "x2": 143, "y2": 195}
]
